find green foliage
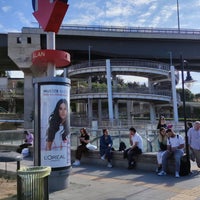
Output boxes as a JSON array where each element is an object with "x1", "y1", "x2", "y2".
[
  {"x1": 194, "y1": 93, "x2": 200, "y2": 100},
  {"x1": 177, "y1": 88, "x2": 195, "y2": 101},
  {"x1": 16, "y1": 81, "x2": 24, "y2": 88},
  {"x1": 0, "y1": 70, "x2": 7, "y2": 77},
  {"x1": 92, "y1": 82, "x2": 107, "y2": 89}
]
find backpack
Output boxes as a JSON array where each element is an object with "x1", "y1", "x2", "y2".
[
  {"x1": 168, "y1": 136, "x2": 190, "y2": 176},
  {"x1": 119, "y1": 141, "x2": 126, "y2": 151},
  {"x1": 179, "y1": 154, "x2": 191, "y2": 176}
]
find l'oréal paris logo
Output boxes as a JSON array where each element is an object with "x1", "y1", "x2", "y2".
[{"x1": 44, "y1": 154, "x2": 65, "y2": 161}]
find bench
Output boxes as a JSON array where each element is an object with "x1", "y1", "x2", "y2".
[
  {"x1": 71, "y1": 149, "x2": 176, "y2": 173},
  {"x1": 0, "y1": 144, "x2": 176, "y2": 173},
  {"x1": 0, "y1": 144, "x2": 34, "y2": 157}
]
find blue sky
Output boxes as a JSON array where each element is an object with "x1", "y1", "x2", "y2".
[
  {"x1": 0, "y1": 0, "x2": 200, "y2": 93},
  {"x1": 1, "y1": 0, "x2": 200, "y2": 32}
]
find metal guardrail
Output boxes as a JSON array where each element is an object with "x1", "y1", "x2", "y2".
[
  {"x1": 0, "y1": 88, "x2": 24, "y2": 99},
  {"x1": 0, "y1": 130, "x2": 24, "y2": 145},
  {"x1": 71, "y1": 86, "x2": 172, "y2": 97},
  {"x1": 70, "y1": 127, "x2": 185, "y2": 153},
  {"x1": 68, "y1": 59, "x2": 170, "y2": 73},
  {"x1": 25, "y1": 25, "x2": 200, "y2": 35},
  {"x1": 60, "y1": 24, "x2": 200, "y2": 35},
  {"x1": 0, "y1": 126, "x2": 185, "y2": 152}
]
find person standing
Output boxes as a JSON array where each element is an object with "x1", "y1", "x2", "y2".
[
  {"x1": 188, "y1": 121, "x2": 200, "y2": 167},
  {"x1": 156, "y1": 127, "x2": 167, "y2": 172},
  {"x1": 124, "y1": 127, "x2": 143, "y2": 169},
  {"x1": 158, "y1": 128, "x2": 184, "y2": 178},
  {"x1": 157, "y1": 115, "x2": 167, "y2": 130},
  {"x1": 100, "y1": 129, "x2": 113, "y2": 168},
  {"x1": 73, "y1": 128, "x2": 90, "y2": 166}
]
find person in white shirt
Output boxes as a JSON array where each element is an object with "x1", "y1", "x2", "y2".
[
  {"x1": 188, "y1": 121, "x2": 200, "y2": 167},
  {"x1": 158, "y1": 128, "x2": 184, "y2": 178},
  {"x1": 124, "y1": 127, "x2": 143, "y2": 169}
]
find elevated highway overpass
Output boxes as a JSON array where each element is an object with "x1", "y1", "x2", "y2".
[
  {"x1": 1, "y1": 25, "x2": 200, "y2": 128},
  {"x1": 1, "y1": 25, "x2": 200, "y2": 72}
]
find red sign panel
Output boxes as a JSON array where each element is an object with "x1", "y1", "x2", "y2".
[
  {"x1": 33, "y1": 0, "x2": 69, "y2": 33},
  {"x1": 32, "y1": 49, "x2": 71, "y2": 67}
]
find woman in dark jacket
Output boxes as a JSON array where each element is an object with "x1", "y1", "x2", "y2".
[{"x1": 100, "y1": 129, "x2": 113, "y2": 168}]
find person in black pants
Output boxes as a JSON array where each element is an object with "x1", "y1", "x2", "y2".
[
  {"x1": 124, "y1": 127, "x2": 143, "y2": 169},
  {"x1": 100, "y1": 129, "x2": 113, "y2": 168},
  {"x1": 72, "y1": 128, "x2": 90, "y2": 166}
]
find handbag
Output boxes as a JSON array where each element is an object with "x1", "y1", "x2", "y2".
[{"x1": 86, "y1": 143, "x2": 97, "y2": 151}]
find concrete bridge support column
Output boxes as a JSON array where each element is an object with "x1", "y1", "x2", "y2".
[
  {"x1": 24, "y1": 72, "x2": 34, "y2": 129},
  {"x1": 170, "y1": 65, "x2": 179, "y2": 124},
  {"x1": 114, "y1": 100, "x2": 119, "y2": 120},
  {"x1": 150, "y1": 103, "x2": 156, "y2": 124},
  {"x1": 140, "y1": 102, "x2": 144, "y2": 118},
  {"x1": 88, "y1": 76, "x2": 92, "y2": 89},
  {"x1": 98, "y1": 99, "x2": 102, "y2": 123},
  {"x1": 127, "y1": 101, "x2": 132, "y2": 126},
  {"x1": 106, "y1": 59, "x2": 113, "y2": 123},
  {"x1": 88, "y1": 98, "x2": 93, "y2": 126},
  {"x1": 8, "y1": 32, "x2": 41, "y2": 129}
]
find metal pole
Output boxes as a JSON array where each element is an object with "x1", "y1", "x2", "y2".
[
  {"x1": 176, "y1": 0, "x2": 180, "y2": 33},
  {"x1": 180, "y1": 55, "x2": 190, "y2": 170},
  {"x1": 88, "y1": 45, "x2": 91, "y2": 67},
  {"x1": 171, "y1": 65, "x2": 178, "y2": 124},
  {"x1": 47, "y1": 32, "x2": 56, "y2": 77},
  {"x1": 106, "y1": 59, "x2": 114, "y2": 122}
]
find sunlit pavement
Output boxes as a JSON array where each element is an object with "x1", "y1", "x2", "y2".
[
  {"x1": 50, "y1": 162, "x2": 200, "y2": 200},
  {"x1": 0, "y1": 157, "x2": 200, "y2": 200}
]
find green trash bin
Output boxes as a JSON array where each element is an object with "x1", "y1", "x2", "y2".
[{"x1": 17, "y1": 166, "x2": 51, "y2": 200}]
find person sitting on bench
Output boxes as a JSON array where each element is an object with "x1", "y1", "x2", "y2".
[{"x1": 17, "y1": 130, "x2": 34, "y2": 154}]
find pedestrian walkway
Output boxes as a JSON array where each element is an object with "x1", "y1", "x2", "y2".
[
  {"x1": 0, "y1": 157, "x2": 200, "y2": 200},
  {"x1": 51, "y1": 164, "x2": 200, "y2": 200}
]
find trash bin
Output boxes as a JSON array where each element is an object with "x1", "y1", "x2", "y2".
[{"x1": 17, "y1": 166, "x2": 51, "y2": 200}]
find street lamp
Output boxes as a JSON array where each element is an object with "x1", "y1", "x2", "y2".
[
  {"x1": 176, "y1": 0, "x2": 180, "y2": 33},
  {"x1": 184, "y1": 71, "x2": 196, "y2": 89},
  {"x1": 88, "y1": 45, "x2": 92, "y2": 67},
  {"x1": 180, "y1": 56, "x2": 196, "y2": 173}
]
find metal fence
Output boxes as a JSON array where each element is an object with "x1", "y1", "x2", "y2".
[
  {"x1": 60, "y1": 24, "x2": 200, "y2": 35},
  {"x1": 0, "y1": 125, "x2": 185, "y2": 153},
  {"x1": 71, "y1": 126, "x2": 185, "y2": 153}
]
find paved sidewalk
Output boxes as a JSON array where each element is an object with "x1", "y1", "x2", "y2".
[
  {"x1": 51, "y1": 164, "x2": 200, "y2": 200},
  {"x1": 1, "y1": 157, "x2": 200, "y2": 200}
]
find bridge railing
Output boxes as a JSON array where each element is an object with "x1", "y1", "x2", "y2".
[
  {"x1": 0, "y1": 88, "x2": 24, "y2": 99},
  {"x1": 71, "y1": 86, "x2": 172, "y2": 97},
  {"x1": 68, "y1": 59, "x2": 170, "y2": 73},
  {"x1": 70, "y1": 127, "x2": 185, "y2": 153},
  {"x1": 60, "y1": 24, "x2": 200, "y2": 35}
]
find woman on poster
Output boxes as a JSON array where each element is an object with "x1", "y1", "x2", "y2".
[{"x1": 46, "y1": 98, "x2": 69, "y2": 151}]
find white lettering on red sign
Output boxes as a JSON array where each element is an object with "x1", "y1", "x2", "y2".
[{"x1": 33, "y1": 51, "x2": 45, "y2": 59}]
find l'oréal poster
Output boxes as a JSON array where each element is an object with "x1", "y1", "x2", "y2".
[{"x1": 40, "y1": 84, "x2": 71, "y2": 168}]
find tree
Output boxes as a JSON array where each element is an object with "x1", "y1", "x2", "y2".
[{"x1": 176, "y1": 88, "x2": 195, "y2": 102}]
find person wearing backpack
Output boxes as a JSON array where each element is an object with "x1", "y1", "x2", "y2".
[{"x1": 158, "y1": 128, "x2": 184, "y2": 178}]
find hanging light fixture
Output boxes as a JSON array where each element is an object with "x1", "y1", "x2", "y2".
[{"x1": 184, "y1": 71, "x2": 196, "y2": 89}]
